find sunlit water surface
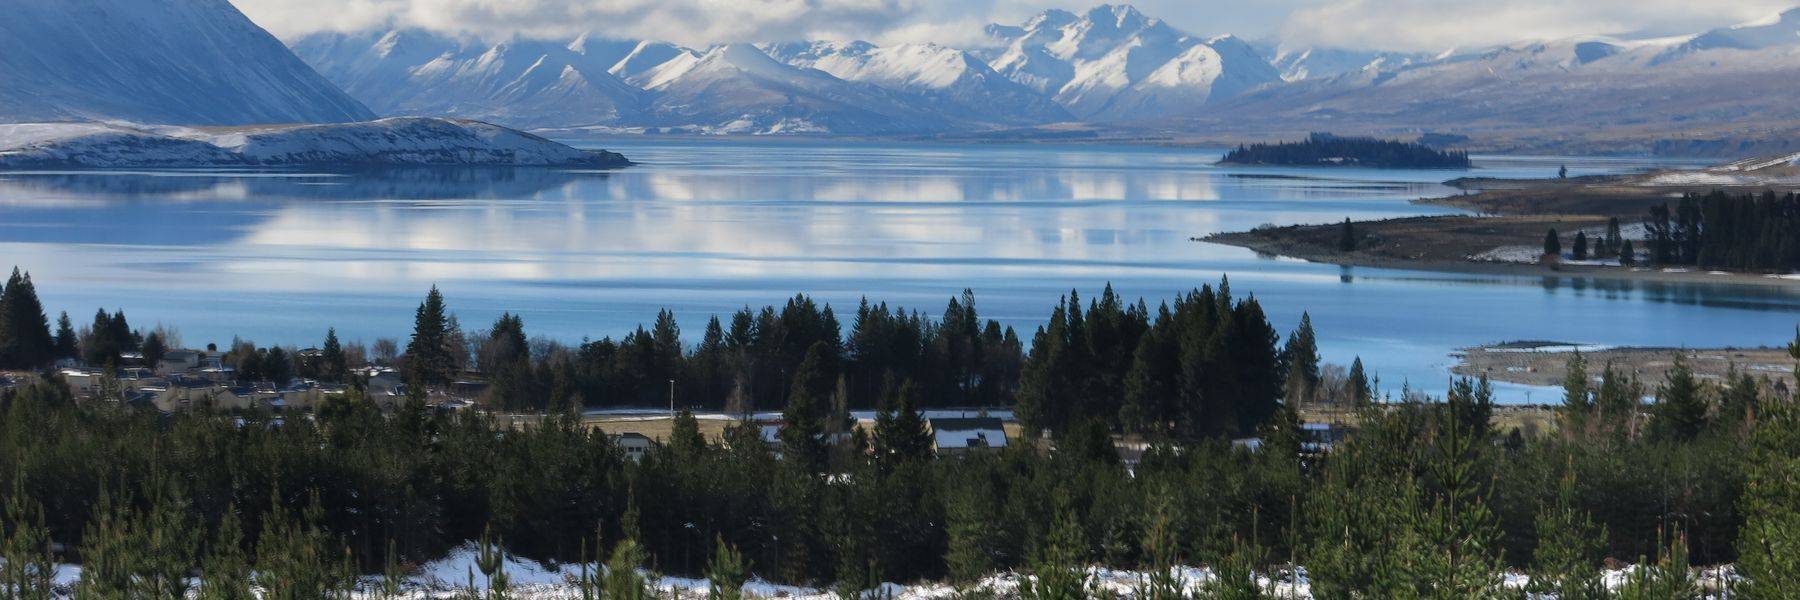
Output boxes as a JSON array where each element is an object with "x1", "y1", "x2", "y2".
[{"x1": 0, "y1": 139, "x2": 1786, "y2": 402}]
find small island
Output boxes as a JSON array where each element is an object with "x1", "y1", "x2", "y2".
[
  {"x1": 1219, "y1": 133, "x2": 1471, "y2": 169},
  {"x1": 0, "y1": 118, "x2": 631, "y2": 170}
]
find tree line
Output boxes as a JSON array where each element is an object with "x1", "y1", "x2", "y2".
[
  {"x1": 0, "y1": 338, "x2": 1795, "y2": 596},
  {"x1": 1644, "y1": 190, "x2": 1800, "y2": 272},
  {"x1": 1219, "y1": 134, "x2": 1472, "y2": 169}
]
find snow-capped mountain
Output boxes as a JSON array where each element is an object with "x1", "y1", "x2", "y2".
[
  {"x1": 761, "y1": 41, "x2": 1072, "y2": 125},
  {"x1": 1678, "y1": 7, "x2": 1800, "y2": 53},
  {"x1": 0, "y1": 0, "x2": 372, "y2": 125},
  {"x1": 980, "y1": 5, "x2": 1282, "y2": 120},
  {"x1": 291, "y1": 30, "x2": 647, "y2": 129},
  {"x1": 1184, "y1": 8, "x2": 1800, "y2": 154},
  {"x1": 1267, "y1": 47, "x2": 1436, "y2": 82},
  {"x1": 639, "y1": 44, "x2": 952, "y2": 134},
  {"x1": 609, "y1": 41, "x2": 702, "y2": 88},
  {"x1": 0, "y1": 118, "x2": 629, "y2": 169}
]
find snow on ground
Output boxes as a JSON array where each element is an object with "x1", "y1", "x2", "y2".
[{"x1": 347, "y1": 554, "x2": 1742, "y2": 599}]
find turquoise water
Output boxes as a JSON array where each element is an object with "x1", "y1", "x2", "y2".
[{"x1": 0, "y1": 139, "x2": 1786, "y2": 402}]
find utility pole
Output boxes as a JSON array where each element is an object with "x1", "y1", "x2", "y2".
[{"x1": 669, "y1": 378, "x2": 676, "y2": 417}]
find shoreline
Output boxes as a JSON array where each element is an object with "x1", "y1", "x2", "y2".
[
  {"x1": 1204, "y1": 227, "x2": 1800, "y2": 289},
  {"x1": 1202, "y1": 174, "x2": 1800, "y2": 289}
]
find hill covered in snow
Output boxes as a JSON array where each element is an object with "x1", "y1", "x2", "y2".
[
  {"x1": 0, "y1": 0, "x2": 373, "y2": 125},
  {"x1": 0, "y1": 118, "x2": 629, "y2": 169}
]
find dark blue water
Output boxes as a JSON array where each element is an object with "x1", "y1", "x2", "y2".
[{"x1": 0, "y1": 139, "x2": 1785, "y2": 401}]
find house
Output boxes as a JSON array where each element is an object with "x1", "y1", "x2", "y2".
[
  {"x1": 928, "y1": 417, "x2": 1008, "y2": 456},
  {"x1": 612, "y1": 432, "x2": 658, "y2": 463},
  {"x1": 1301, "y1": 422, "x2": 1352, "y2": 454},
  {"x1": 158, "y1": 349, "x2": 204, "y2": 374}
]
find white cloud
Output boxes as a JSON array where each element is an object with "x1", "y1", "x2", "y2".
[
  {"x1": 232, "y1": 0, "x2": 1798, "y2": 52},
  {"x1": 1279, "y1": 0, "x2": 1797, "y2": 52}
]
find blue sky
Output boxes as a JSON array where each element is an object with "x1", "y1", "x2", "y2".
[{"x1": 235, "y1": 0, "x2": 1796, "y2": 52}]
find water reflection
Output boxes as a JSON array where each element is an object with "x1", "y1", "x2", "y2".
[{"x1": 0, "y1": 140, "x2": 1789, "y2": 403}]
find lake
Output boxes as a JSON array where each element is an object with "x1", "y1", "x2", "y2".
[{"x1": 0, "y1": 139, "x2": 1789, "y2": 402}]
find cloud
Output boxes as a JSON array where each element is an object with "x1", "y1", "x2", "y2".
[
  {"x1": 1279, "y1": 0, "x2": 1797, "y2": 51},
  {"x1": 232, "y1": 0, "x2": 1799, "y2": 52}
]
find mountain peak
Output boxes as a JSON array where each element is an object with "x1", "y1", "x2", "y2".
[{"x1": 1088, "y1": 4, "x2": 1148, "y2": 29}]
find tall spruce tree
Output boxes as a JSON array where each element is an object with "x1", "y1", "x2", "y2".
[
  {"x1": 1282, "y1": 312, "x2": 1321, "y2": 406},
  {"x1": 1572, "y1": 231, "x2": 1589, "y2": 261},
  {"x1": 1338, "y1": 218, "x2": 1357, "y2": 252},
  {"x1": 319, "y1": 328, "x2": 347, "y2": 383},
  {"x1": 1561, "y1": 352, "x2": 1593, "y2": 430},
  {"x1": 52, "y1": 312, "x2": 77, "y2": 362},
  {"x1": 874, "y1": 380, "x2": 932, "y2": 463},
  {"x1": 0, "y1": 269, "x2": 54, "y2": 369},
  {"x1": 780, "y1": 342, "x2": 835, "y2": 472},
  {"x1": 1347, "y1": 356, "x2": 1372, "y2": 407},
  {"x1": 1544, "y1": 229, "x2": 1562, "y2": 258},
  {"x1": 404, "y1": 285, "x2": 453, "y2": 386}
]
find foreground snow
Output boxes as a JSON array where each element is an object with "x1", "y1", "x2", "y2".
[
  {"x1": 0, "y1": 118, "x2": 629, "y2": 169},
  {"x1": 309, "y1": 545, "x2": 1732, "y2": 599}
]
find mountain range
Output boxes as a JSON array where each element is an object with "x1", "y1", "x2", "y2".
[
  {"x1": 5, "y1": 0, "x2": 1800, "y2": 154},
  {"x1": 0, "y1": 0, "x2": 372, "y2": 125}
]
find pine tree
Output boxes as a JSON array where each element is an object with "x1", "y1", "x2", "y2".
[
  {"x1": 874, "y1": 380, "x2": 933, "y2": 463},
  {"x1": 604, "y1": 530, "x2": 654, "y2": 600},
  {"x1": 137, "y1": 480, "x2": 200, "y2": 599},
  {"x1": 1620, "y1": 239, "x2": 1637, "y2": 267},
  {"x1": 1529, "y1": 461, "x2": 1606, "y2": 600},
  {"x1": 0, "y1": 475, "x2": 56, "y2": 600},
  {"x1": 140, "y1": 330, "x2": 168, "y2": 372},
  {"x1": 1399, "y1": 404, "x2": 1504, "y2": 598},
  {"x1": 1347, "y1": 357, "x2": 1372, "y2": 407},
  {"x1": 1338, "y1": 218, "x2": 1357, "y2": 252},
  {"x1": 670, "y1": 408, "x2": 706, "y2": 459},
  {"x1": 780, "y1": 341, "x2": 834, "y2": 472},
  {"x1": 198, "y1": 505, "x2": 253, "y2": 600},
  {"x1": 1652, "y1": 354, "x2": 1707, "y2": 441},
  {"x1": 404, "y1": 285, "x2": 453, "y2": 386},
  {"x1": 476, "y1": 525, "x2": 511, "y2": 599},
  {"x1": 1133, "y1": 493, "x2": 1187, "y2": 600},
  {"x1": 1281, "y1": 313, "x2": 1320, "y2": 406},
  {"x1": 1560, "y1": 351, "x2": 1593, "y2": 430},
  {"x1": 52, "y1": 312, "x2": 77, "y2": 362},
  {"x1": 0, "y1": 268, "x2": 54, "y2": 369},
  {"x1": 1019, "y1": 494, "x2": 1089, "y2": 600},
  {"x1": 254, "y1": 490, "x2": 354, "y2": 600},
  {"x1": 76, "y1": 486, "x2": 137, "y2": 598},
  {"x1": 706, "y1": 535, "x2": 749, "y2": 600},
  {"x1": 943, "y1": 481, "x2": 998, "y2": 583},
  {"x1": 1736, "y1": 400, "x2": 1800, "y2": 597},
  {"x1": 1544, "y1": 229, "x2": 1562, "y2": 258},
  {"x1": 320, "y1": 328, "x2": 347, "y2": 383},
  {"x1": 1616, "y1": 528, "x2": 1696, "y2": 599},
  {"x1": 1572, "y1": 231, "x2": 1589, "y2": 261}
]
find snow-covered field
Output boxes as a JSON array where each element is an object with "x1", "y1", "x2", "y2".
[{"x1": 0, "y1": 118, "x2": 627, "y2": 169}]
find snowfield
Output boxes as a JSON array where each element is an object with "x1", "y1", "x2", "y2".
[{"x1": 0, "y1": 118, "x2": 629, "y2": 169}]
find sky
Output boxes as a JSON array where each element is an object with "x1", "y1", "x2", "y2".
[{"x1": 233, "y1": 0, "x2": 1797, "y2": 51}]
